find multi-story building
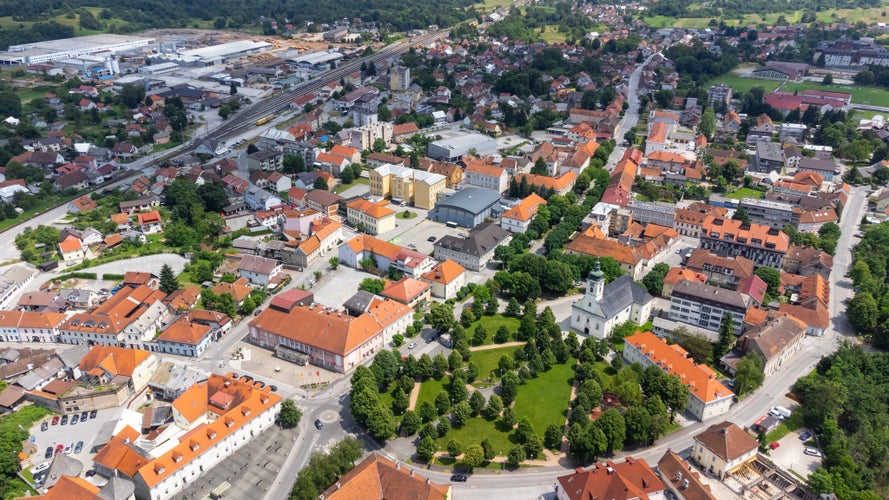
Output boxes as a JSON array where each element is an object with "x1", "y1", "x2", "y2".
[
  {"x1": 463, "y1": 160, "x2": 508, "y2": 194},
  {"x1": 673, "y1": 202, "x2": 728, "y2": 238},
  {"x1": 739, "y1": 198, "x2": 795, "y2": 229},
  {"x1": 731, "y1": 314, "x2": 807, "y2": 377},
  {"x1": 623, "y1": 332, "x2": 734, "y2": 421},
  {"x1": 699, "y1": 216, "x2": 790, "y2": 268},
  {"x1": 369, "y1": 163, "x2": 446, "y2": 210},
  {"x1": 349, "y1": 121, "x2": 393, "y2": 151},
  {"x1": 345, "y1": 198, "x2": 396, "y2": 235},
  {"x1": 752, "y1": 142, "x2": 786, "y2": 174},
  {"x1": 338, "y1": 235, "x2": 436, "y2": 277},
  {"x1": 420, "y1": 260, "x2": 467, "y2": 300},
  {"x1": 513, "y1": 171, "x2": 578, "y2": 196},
  {"x1": 668, "y1": 280, "x2": 752, "y2": 333},
  {"x1": 556, "y1": 457, "x2": 665, "y2": 500},
  {"x1": 248, "y1": 297, "x2": 411, "y2": 372},
  {"x1": 501, "y1": 193, "x2": 547, "y2": 233},
  {"x1": 433, "y1": 222, "x2": 511, "y2": 271},
  {"x1": 692, "y1": 421, "x2": 758, "y2": 478},
  {"x1": 628, "y1": 200, "x2": 676, "y2": 228},
  {"x1": 707, "y1": 83, "x2": 733, "y2": 109},
  {"x1": 685, "y1": 249, "x2": 755, "y2": 289},
  {"x1": 0, "y1": 311, "x2": 66, "y2": 343},
  {"x1": 59, "y1": 285, "x2": 169, "y2": 349}
]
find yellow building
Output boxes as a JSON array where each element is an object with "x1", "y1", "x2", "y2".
[
  {"x1": 346, "y1": 198, "x2": 397, "y2": 235},
  {"x1": 369, "y1": 163, "x2": 447, "y2": 210}
]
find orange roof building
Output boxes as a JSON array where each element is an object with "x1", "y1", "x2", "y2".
[
  {"x1": 662, "y1": 267, "x2": 708, "y2": 297},
  {"x1": 68, "y1": 195, "x2": 98, "y2": 213},
  {"x1": 93, "y1": 373, "x2": 282, "y2": 500},
  {"x1": 420, "y1": 259, "x2": 467, "y2": 300},
  {"x1": 211, "y1": 277, "x2": 254, "y2": 304},
  {"x1": 346, "y1": 199, "x2": 397, "y2": 235},
  {"x1": 514, "y1": 171, "x2": 577, "y2": 196},
  {"x1": 32, "y1": 474, "x2": 103, "y2": 500},
  {"x1": 700, "y1": 216, "x2": 790, "y2": 268},
  {"x1": 321, "y1": 453, "x2": 451, "y2": 500},
  {"x1": 501, "y1": 193, "x2": 547, "y2": 232},
  {"x1": 248, "y1": 298, "x2": 412, "y2": 373},
  {"x1": 0, "y1": 311, "x2": 66, "y2": 343},
  {"x1": 60, "y1": 285, "x2": 168, "y2": 349},
  {"x1": 623, "y1": 331, "x2": 734, "y2": 421},
  {"x1": 156, "y1": 316, "x2": 213, "y2": 357},
  {"x1": 557, "y1": 457, "x2": 665, "y2": 500},
  {"x1": 380, "y1": 277, "x2": 431, "y2": 307},
  {"x1": 78, "y1": 345, "x2": 159, "y2": 393}
]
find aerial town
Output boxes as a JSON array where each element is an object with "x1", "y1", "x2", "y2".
[{"x1": 0, "y1": 0, "x2": 888, "y2": 499}]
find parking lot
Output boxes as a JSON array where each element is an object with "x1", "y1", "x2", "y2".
[
  {"x1": 232, "y1": 341, "x2": 341, "y2": 392},
  {"x1": 26, "y1": 407, "x2": 122, "y2": 474},
  {"x1": 384, "y1": 218, "x2": 458, "y2": 256},
  {"x1": 767, "y1": 427, "x2": 823, "y2": 476}
]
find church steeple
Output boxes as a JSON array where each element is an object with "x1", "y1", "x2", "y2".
[{"x1": 589, "y1": 258, "x2": 605, "y2": 301}]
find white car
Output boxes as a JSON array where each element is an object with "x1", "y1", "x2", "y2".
[
  {"x1": 407, "y1": 342, "x2": 416, "y2": 349},
  {"x1": 804, "y1": 447, "x2": 822, "y2": 457},
  {"x1": 32, "y1": 462, "x2": 50, "y2": 474}
]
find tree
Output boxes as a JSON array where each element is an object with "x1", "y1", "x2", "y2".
[
  {"x1": 485, "y1": 394, "x2": 503, "y2": 419},
  {"x1": 624, "y1": 406, "x2": 652, "y2": 445},
  {"x1": 0, "y1": 92, "x2": 22, "y2": 118},
  {"x1": 733, "y1": 206, "x2": 750, "y2": 224},
  {"x1": 659, "y1": 374, "x2": 690, "y2": 421},
  {"x1": 119, "y1": 84, "x2": 145, "y2": 109},
  {"x1": 313, "y1": 177, "x2": 329, "y2": 190},
  {"x1": 714, "y1": 313, "x2": 736, "y2": 359},
  {"x1": 822, "y1": 74, "x2": 833, "y2": 85},
  {"x1": 500, "y1": 372, "x2": 519, "y2": 405},
  {"x1": 452, "y1": 401, "x2": 471, "y2": 427},
  {"x1": 735, "y1": 352, "x2": 765, "y2": 396},
  {"x1": 279, "y1": 399, "x2": 302, "y2": 428},
  {"x1": 435, "y1": 391, "x2": 451, "y2": 415},
  {"x1": 469, "y1": 391, "x2": 486, "y2": 416},
  {"x1": 700, "y1": 107, "x2": 716, "y2": 140},
  {"x1": 230, "y1": 82, "x2": 238, "y2": 95},
  {"x1": 392, "y1": 387, "x2": 410, "y2": 415},
  {"x1": 418, "y1": 401, "x2": 437, "y2": 423},
  {"x1": 848, "y1": 292, "x2": 879, "y2": 333},
  {"x1": 329, "y1": 257, "x2": 339, "y2": 269},
  {"x1": 401, "y1": 410, "x2": 420, "y2": 435},
  {"x1": 501, "y1": 407, "x2": 517, "y2": 428},
  {"x1": 447, "y1": 438, "x2": 463, "y2": 457},
  {"x1": 643, "y1": 395, "x2": 670, "y2": 441},
  {"x1": 754, "y1": 266, "x2": 781, "y2": 298},
  {"x1": 494, "y1": 325, "x2": 511, "y2": 343},
  {"x1": 593, "y1": 408, "x2": 625, "y2": 453},
  {"x1": 544, "y1": 424, "x2": 562, "y2": 449},
  {"x1": 524, "y1": 433, "x2": 544, "y2": 459},
  {"x1": 674, "y1": 329, "x2": 714, "y2": 365},
  {"x1": 515, "y1": 417, "x2": 535, "y2": 444},
  {"x1": 427, "y1": 302, "x2": 456, "y2": 333},
  {"x1": 505, "y1": 297, "x2": 522, "y2": 317},
  {"x1": 623, "y1": 128, "x2": 637, "y2": 145},
  {"x1": 358, "y1": 278, "x2": 386, "y2": 294},
  {"x1": 641, "y1": 263, "x2": 670, "y2": 296},
  {"x1": 417, "y1": 436, "x2": 437, "y2": 462},
  {"x1": 159, "y1": 264, "x2": 179, "y2": 294},
  {"x1": 506, "y1": 446, "x2": 525, "y2": 468},
  {"x1": 282, "y1": 154, "x2": 306, "y2": 174},
  {"x1": 462, "y1": 444, "x2": 485, "y2": 468}
]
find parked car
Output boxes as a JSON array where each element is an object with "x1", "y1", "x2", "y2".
[
  {"x1": 70, "y1": 414, "x2": 78, "y2": 425},
  {"x1": 54, "y1": 444, "x2": 63, "y2": 455},
  {"x1": 804, "y1": 448, "x2": 822, "y2": 457},
  {"x1": 799, "y1": 431, "x2": 812, "y2": 441},
  {"x1": 89, "y1": 410, "x2": 97, "y2": 419},
  {"x1": 40, "y1": 422, "x2": 48, "y2": 432},
  {"x1": 407, "y1": 342, "x2": 416, "y2": 349},
  {"x1": 51, "y1": 416, "x2": 59, "y2": 425},
  {"x1": 80, "y1": 411, "x2": 88, "y2": 421},
  {"x1": 769, "y1": 441, "x2": 780, "y2": 450},
  {"x1": 450, "y1": 474, "x2": 468, "y2": 482},
  {"x1": 74, "y1": 441, "x2": 83, "y2": 454},
  {"x1": 32, "y1": 462, "x2": 50, "y2": 474},
  {"x1": 60, "y1": 415, "x2": 68, "y2": 425},
  {"x1": 427, "y1": 236, "x2": 436, "y2": 242},
  {"x1": 44, "y1": 447, "x2": 53, "y2": 459},
  {"x1": 63, "y1": 443, "x2": 72, "y2": 455},
  {"x1": 314, "y1": 419, "x2": 324, "y2": 430}
]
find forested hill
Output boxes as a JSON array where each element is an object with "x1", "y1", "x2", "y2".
[
  {"x1": 649, "y1": 0, "x2": 882, "y2": 17},
  {"x1": 0, "y1": 0, "x2": 476, "y2": 49}
]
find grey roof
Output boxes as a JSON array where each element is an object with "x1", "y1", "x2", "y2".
[
  {"x1": 17, "y1": 358, "x2": 63, "y2": 390},
  {"x1": 98, "y1": 474, "x2": 136, "y2": 500},
  {"x1": 434, "y1": 188, "x2": 501, "y2": 215},
  {"x1": 672, "y1": 280, "x2": 750, "y2": 310},
  {"x1": 2, "y1": 265, "x2": 38, "y2": 285},
  {"x1": 799, "y1": 157, "x2": 838, "y2": 173},
  {"x1": 343, "y1": 290, "x2": 377, "y2": 314},
  {"x1": 574, "y1": 274, "x2": 652, "y2": 321},
  {"x1": 435, "y1": 222, "x2": 510, "y2": 257},
  {"x1": 148, "y1": 361, "x2": 209, "y2": 400},
  {"x1": 57, "y1": 345, "x2": 89, "y2": 370},
  {"x1": 44, "y1": 453, "x2": 83, "y2": 489},
  {"x1": 0, "y1": 350, "x2": 20, "y2": 363},
  {"x1": 756, "y1": 142, "x2": 785, "y2": 162}
]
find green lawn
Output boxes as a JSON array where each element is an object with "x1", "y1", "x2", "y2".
[
  {"x1": 725, "y1": 187, "x2": 765, "y2": 200},
  {"x1": 467, "y1": 315, "x2": 521, "y2": 345},
  {"x1": 415, "y1": 377, "x2": 446, "y2": 411},
  {"x1": 468, "y1": 346, "x2": 522, "y2": 381},
  {"x1": 437, "y1": 416, "x2": 515, "y2": 458},
  {"x1": 647, "y1": 7, "x2": 889, "y2": 29},
  {"x1": 539, "y1": 26, "x2": 567, "y2": 44},
  {"x1": 512, "y1": 358, "x2": 575, "y2": 431},
  {"x1": 708, "y1": 75, "x2": 780, "y2": 95},
  {"x1": 332, "y1": 177, "x2": 369, "y2": 194},
  {"x1": 780, "y1": 81, "x2": 889, "y2": 108}
]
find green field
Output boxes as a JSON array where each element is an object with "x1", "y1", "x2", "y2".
[
  {"x1": 539, "y1": 26, "x2": 567, "y2": 44},
  {"x1": 415, "y1": 377, "x2": 446, "y2": 411},
  {"x1": 511, "y1": 358, "x2": 575, "y2": 432},
  {"x1": 467, "y1": 346, "x2": 522, "y2": 381},
  {"x1": 725, "y1": 187, "x2": 765, "y2": 200},
  {"x1": 467, "y1": 315, "x2": 520, "y2": 345},
  {"x1": 780, "y1": 82, "x2": 889, "y2": 108},
  {"x1": 646, "y1": 7, "x2": 889, "y2": 29},
  {"x1": 708, "y1": 75, "x2": 780, "y2": 94}
]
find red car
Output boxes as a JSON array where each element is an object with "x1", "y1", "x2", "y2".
[
  {"x1": 769, "y1": 441, "x2": 780, "y2": 450},
  {"x1": 51, "y1": 416, "x2": 59, "y2": 425},
  {"x1": 54, "y1": 444, "x2": 63, "y2": 455}
]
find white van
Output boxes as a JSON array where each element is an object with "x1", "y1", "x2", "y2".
[{"x1": 769, "y1": 406, "x2": 792, "y2": 420}]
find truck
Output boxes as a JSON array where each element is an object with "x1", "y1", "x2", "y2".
[{"x1": 769, "y1": 406, "x2": 792, "y2": 420}]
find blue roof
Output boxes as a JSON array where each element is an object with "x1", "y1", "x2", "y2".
[{"x1": 435, "y1": 188, "x2": 501, "y2": 215}]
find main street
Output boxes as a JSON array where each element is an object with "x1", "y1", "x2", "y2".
[{"x1": 605, "y1": 51, "x2": 661, "y2": 171}]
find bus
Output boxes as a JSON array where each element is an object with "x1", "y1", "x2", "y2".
[{"x1": 255, "y1": 114, "x2": 277, "y2": 126}]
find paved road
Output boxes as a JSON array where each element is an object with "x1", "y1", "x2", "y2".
[{"x1": 605, "y1": 52, "x2": 661, "y2": 171}]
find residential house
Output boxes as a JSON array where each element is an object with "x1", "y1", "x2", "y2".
[
  {"x1": 346, "y1": 199, "x2": 396, "y2": 235},
  {"x1": 661, "y1": 267, "x2": 708, "y2": 298},
  {"x1": 674, "y1": 203, "x2": 728, "y2": 238},
  {"x1": 657, "y1": 450, "x2": 717, "y2": 500},
  {"x1": 623, "y1": 332, "x2": 734, "y2": 421},
  {"x1": 727, "y1": 314, "x2": 807, "y2": 377},
  {"x1": 782, "y1": 244, "x2": 832, "y2": 280},
  {"x1": 211, "y1": 278, "x2": 254, "y2": 307},
  {"x1": 686, "y1": 249, "x2": 755, "y2": 289},
  {"x1": 501, "y1": 193, "x2": 547, "y2": 233},
  {"x1": 571, "y1": 262, "x2": 653, "y2": 339},
  {"x1": 68, "y1": 195, "x2": 98, "y2": 214},
  {"x1": 339, "y1": 235, "x2": 435, "y2": 277},
  {"x1": 236, "y1": 255, "x2": 282, "y2": 287},
  {"x1": 668, "y1": 280, "x2": 752, "y2": 333},
  {"x1": 54, "y1": 171, "x2": 89, "y2": 192},
  {"x1": 59, "y1": 235, "x2": 85, "y2": 267},
  {"x1": 752, "y1": 142, "x2": 786, "y2": 174},
  {"x1": 155, "y1": 316, "x2": 213, "y2": 358},
  {"x1": 420, "y1": 260, "x2": 467, "y2": 300},
  {"x1": 138, "y1": 211, "x2": 163, "y2": 234},
  {"x1": 433, "y1": 222, "x2": 511, "y2": 272},
  {"x1": 691, "y1": 421, "x2": 758, "y2": 478},
  {"x1": 59, "y1": 285, "x2": 169, "y2": 350},
  {"x1": 304, "y1": 189, "x2": 342, "y2": 218},
  {"x1": 565, "y1": 226, "x2": 645, "y2": 280},
  {"x1": 798, "y1": 157, "x2": 839, "y2": 181},
  {"x1": 380, "y1": 277, "x2": 432, "y2": 307},
  {"x1": 513, "y1": 171, "x2": 578, "y2": 196}
]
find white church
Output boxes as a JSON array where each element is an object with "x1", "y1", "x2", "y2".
[{"x1": 570, "y1": 260, "x2": 653, "y2": 339}]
